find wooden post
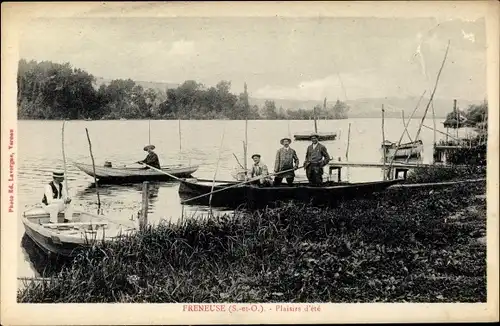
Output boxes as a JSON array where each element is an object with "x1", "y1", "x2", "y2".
[
  {"x1": 85, "y1": 128, "x2": 101, "y2": 211},
  {"x1": 61, "y1": 121, "x2": 69, "y2": 196},
  {"x1": 313, "y1": 106, "x2": 318, "y2": 133},
  {"x1": 381, "y1": 104, "x2": 387, "y2": 180},
  {"x1": 408, "y1": 41, "x2": 450, "y2": 164},
  {"x1": 345, "y1": 123, "x2": 351, "y2": 161},
  {"x1": 454, "y1": 99, "x2": 459, "y2": 139},
  {"x1": 401, "y1": 110, "x2": 413, "y2": 142},
  {"x1": 148, "y1": 119, "x2": 151, "y2": 144},
  {"x1": 140, "y1": 181, "x2": 149, "y2": 229},
  {"x1": 210, "y1": 128, "x2": 225, "y2": 207},
  {"x1": 178, "y1": 118, "x2": 182, "y2": 152}
]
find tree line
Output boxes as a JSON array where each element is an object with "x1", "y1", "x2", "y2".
[
  {"x1": 17, "y1": 59, "x2": 349, "y2": 120},
  {"x1": 442, "y1": 101, "x2": 488, "y2": 129}
]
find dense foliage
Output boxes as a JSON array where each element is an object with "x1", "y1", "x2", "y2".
[
  {"x1": 18, "y1": 182, "x2": 486, "y2": 303},
  {"x1": 17, "y1": 59, "x2": 349, "y2": 120},
  {"x1": 443, "y1": 101, "x2": 487, "y2": 128}
]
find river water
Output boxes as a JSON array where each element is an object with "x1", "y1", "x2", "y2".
[{"x1": 17, "y1": 118, "x2": 475, "y2": 278}]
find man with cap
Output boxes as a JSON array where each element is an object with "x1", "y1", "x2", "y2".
[
  {"x1": 137, "y1": 144, "x2": 161, "y2": 169},
  {"x1": 304, "y1": 133, "x2": 331, "y2": 186},
  {"x1": 42, "y1": 170, "x2": 73, "y2": 223},
  {"x1": 273, "y1": 137, "x2": 299, "y2": 186},
  {"x1": 247, "y1": 154, "x2": 272, "y2": 186}
]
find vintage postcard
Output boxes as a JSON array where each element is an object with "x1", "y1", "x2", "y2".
[{"x1": 1, "y1": 1, "x2": 498, "y2": 325}]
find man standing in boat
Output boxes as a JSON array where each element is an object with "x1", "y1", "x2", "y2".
[
  {"x1": 247, "y1": 154, "x2": 272, "y2": 186},
  {"x1": 42, "y1": 170, "x2": 73, "y2": 223},
  {"x1": 137, "y1": 144, "x2": 161, "y2": 169},
  {"x1": 304, "y1": 133, "x2": 331, "y2": 186},
  {"x1": 274, "y1": 137, "x2": 299, "y2": 186}
]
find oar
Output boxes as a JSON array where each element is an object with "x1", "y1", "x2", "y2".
[
  {"x1": 137, "y1": 162, "x2": 184, "y2": 181},
  {"x1": 180, "y1": 165, "x2": 304, "y2": 205}
]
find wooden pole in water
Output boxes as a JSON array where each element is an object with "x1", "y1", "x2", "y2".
[
  {"x1": 431, "y1": 102, "x2": 437, "y2": 147},
  {"x1": 148, "y1": 119, "x2": 151, "y2": 144},
  {"x1": 381, "y1": 104, "x2": 387, "y2": 180},
  {"x1": 401, "y1": 110, "x2": 414, "y2": 142},
  {"x1": 387, "y1": 91, "x2": 426, "y2": 171},
  {"x1": 407, "y1": 40, "x2": 450, "y2": 163},
  {"x1": 140, "y1": 181, "x2": 149, "y2": 229},
  {"x1": 345, "y1": 123, "x2": 351, "y2": 161},
  {"x1": 454, "y1": 99, "x2": 459, "y2": 139},
  {"x1": 85, "y1": 128, "x2": 101, "y2": 211},
  {"x1": 61, "y1": 121, "x2": 69, "y2": 195},
  {"x1": 210, "y1": 128, "x2": 226, "y2": 207},
  {"x1": 178, "y1": 118, "x2": 182, "y2": 152}
]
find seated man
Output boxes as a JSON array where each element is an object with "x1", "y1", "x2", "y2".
[
  {"x1": 42, "y1": 170, "x2": 73, "y2": 223},
  {"x1": 247, "y1": 154, "x2": 272, "y2": 186},
  {"x1": 137, "y1": 144, "x2": 161, "y2": 169}
]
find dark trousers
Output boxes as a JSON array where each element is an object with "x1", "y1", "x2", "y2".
[
  {"x1": 274, "y1": 176, "x2": 294, "y2": 186},
  {"x1": 306, "y1": 163, "x2": 323, "y2": 186}
]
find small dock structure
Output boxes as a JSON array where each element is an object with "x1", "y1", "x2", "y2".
[{"x1": 327, "y1": 161, "x2": 443, "y2": 182}]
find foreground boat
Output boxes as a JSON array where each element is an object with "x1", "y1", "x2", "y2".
[
  {"x1": 381, "y1": 140, "x2": 423, "y2": 159},
  {"x1": 294, "y1": 132, "x2": 337, "y2": 141},
  {"x1": 74, "y1": 162, "x2": 199, "y2": 183},
  {"x1": 22, "y1": 207, "x2": 137, "y2": 257},
  {"x1": 178, "y1": 178, "x2": 401, "y2": 208}
]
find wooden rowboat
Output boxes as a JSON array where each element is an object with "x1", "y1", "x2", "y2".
[
  {"x1": 22, "y1": 207, "x2": 137, "y2": 257},
  {"x1": 178, "y1": 178, "x2": 402, "y2": 209},
  {"x1": 293, "y1": 99, "x2": 337, "y2": 141},
  {"x1": 381, "y1": 140, "x2": 423, "y2": 159},
  {"x1": 74, "y1": 162, "x2": 199, "y2": 184},
  {"x1": 294, "y1": 132, "x2": 337, "y2": 141}
]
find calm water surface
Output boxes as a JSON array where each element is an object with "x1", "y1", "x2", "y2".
[{"x1": 17, "y1": 118, "x2": 476, "y2": 277}]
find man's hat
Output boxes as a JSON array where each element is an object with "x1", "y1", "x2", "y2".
[
  {"x1": 310, "y1": 133, "x2": 319, "y2": 139},
  {"x1": 280, "y1": 137, "x2": 292, "y2": 145},
  {"x1": 143, "y1": 144, "x2": 156, "y2": 151},
  {"x1": 52, "y1": 170, "x2": 65, "y2": 178},
  {"x1": 251, "y1": 154, "x2": 261, "y2": 159}
]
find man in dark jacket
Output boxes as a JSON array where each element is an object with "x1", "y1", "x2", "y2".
[
  {"x1": 304, "y1": 133, "x2": 331, "y2": 185},
  {"x1": 138, "y1": 144, "x2": 161, "y2": 169}
]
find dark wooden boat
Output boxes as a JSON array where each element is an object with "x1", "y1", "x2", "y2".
[
  {"x1": 294, "y1": 132, "x2": 337, "y2": 141},
  {"x1": 178, "y1": 179, "x2": 402, "y2": 208},
  {"x1": 74, "y1": 162, "x2": 198, "y2": 184},
  {"x1": 293, "y1": 101, "x2": 337, "y2": 141}
]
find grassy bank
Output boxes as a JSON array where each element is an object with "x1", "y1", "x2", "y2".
[
  {"x1": 18, "y1": 181, "x2": 486, "y2": 303},
  {"x1": 405, "y1": 164, "x2": 486, "y2": 184}
]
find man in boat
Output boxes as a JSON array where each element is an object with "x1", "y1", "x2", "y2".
[
  {"x1": 247, "y1": 154, "x2": 272, "y2": 186},
  {"x1": 137, "y1": 144, "x2": 161, "y2": 169},
  {"x1": 304, "y1": 133, "x2": 331, "y2": 186},
  {"x1": 273, "y1": 137, "x2": 299, "y2": 186},
  {"x1": 42, "y1": 170, "x2": 73, "y2": 223}
]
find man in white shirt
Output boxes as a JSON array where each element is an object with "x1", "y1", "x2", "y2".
[{"x1": 42, "y1": 170, "x2": 73, "y2": 223}]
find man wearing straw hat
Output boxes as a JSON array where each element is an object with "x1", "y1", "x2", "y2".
[
  {"x1": 137, "y1": 144, "x2": 161, "y2": 169},
  {"x1": 274, "y1": 137, "x2": 299, "y2": 186},
  {"x1": 304, "y1": 133, "x2": 331, "y2": 186},
  {"x1": 42, "y1": 169, "x2": 73, "y2": 223}
]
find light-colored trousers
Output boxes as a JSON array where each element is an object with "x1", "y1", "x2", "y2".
[{"x1": 43, "y1": 200, "x2": 74, "y2": 223}]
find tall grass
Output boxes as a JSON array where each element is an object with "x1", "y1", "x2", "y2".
[{"x1": 18, "y1": 182, "x2": 486, "y2": 303}]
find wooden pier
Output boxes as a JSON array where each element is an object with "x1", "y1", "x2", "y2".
[{"x1": 327, "y1": 161, "x2": 452, "y2": 182}]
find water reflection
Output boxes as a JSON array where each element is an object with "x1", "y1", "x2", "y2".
[
  {"x1": 78, "y1": 181, "x2": 164, "y2": 201},
  {"x1": 20, "y1": 234, "x2": 71, "y2": 277}
]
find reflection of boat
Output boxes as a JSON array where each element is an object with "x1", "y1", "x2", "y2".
[
  {"x1": 74, "y1": 162, "x2": 199, "y2": 184},
  {"x1": 22, "y1": 207, "x2": 137, "y2": 257},
  {"x1": 178, "y1": 179, "x2": 401, "y2": 209},
  {"x1": 381, "y1": 140, "x2": 423, "y2": 159},
  {"x1": 20, "y1": 234, "x2": 71, "y2": 276}
]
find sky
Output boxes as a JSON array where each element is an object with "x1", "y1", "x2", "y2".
[{"x1": 18, "y1": 16, "x2": 487, "y2": 101}]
